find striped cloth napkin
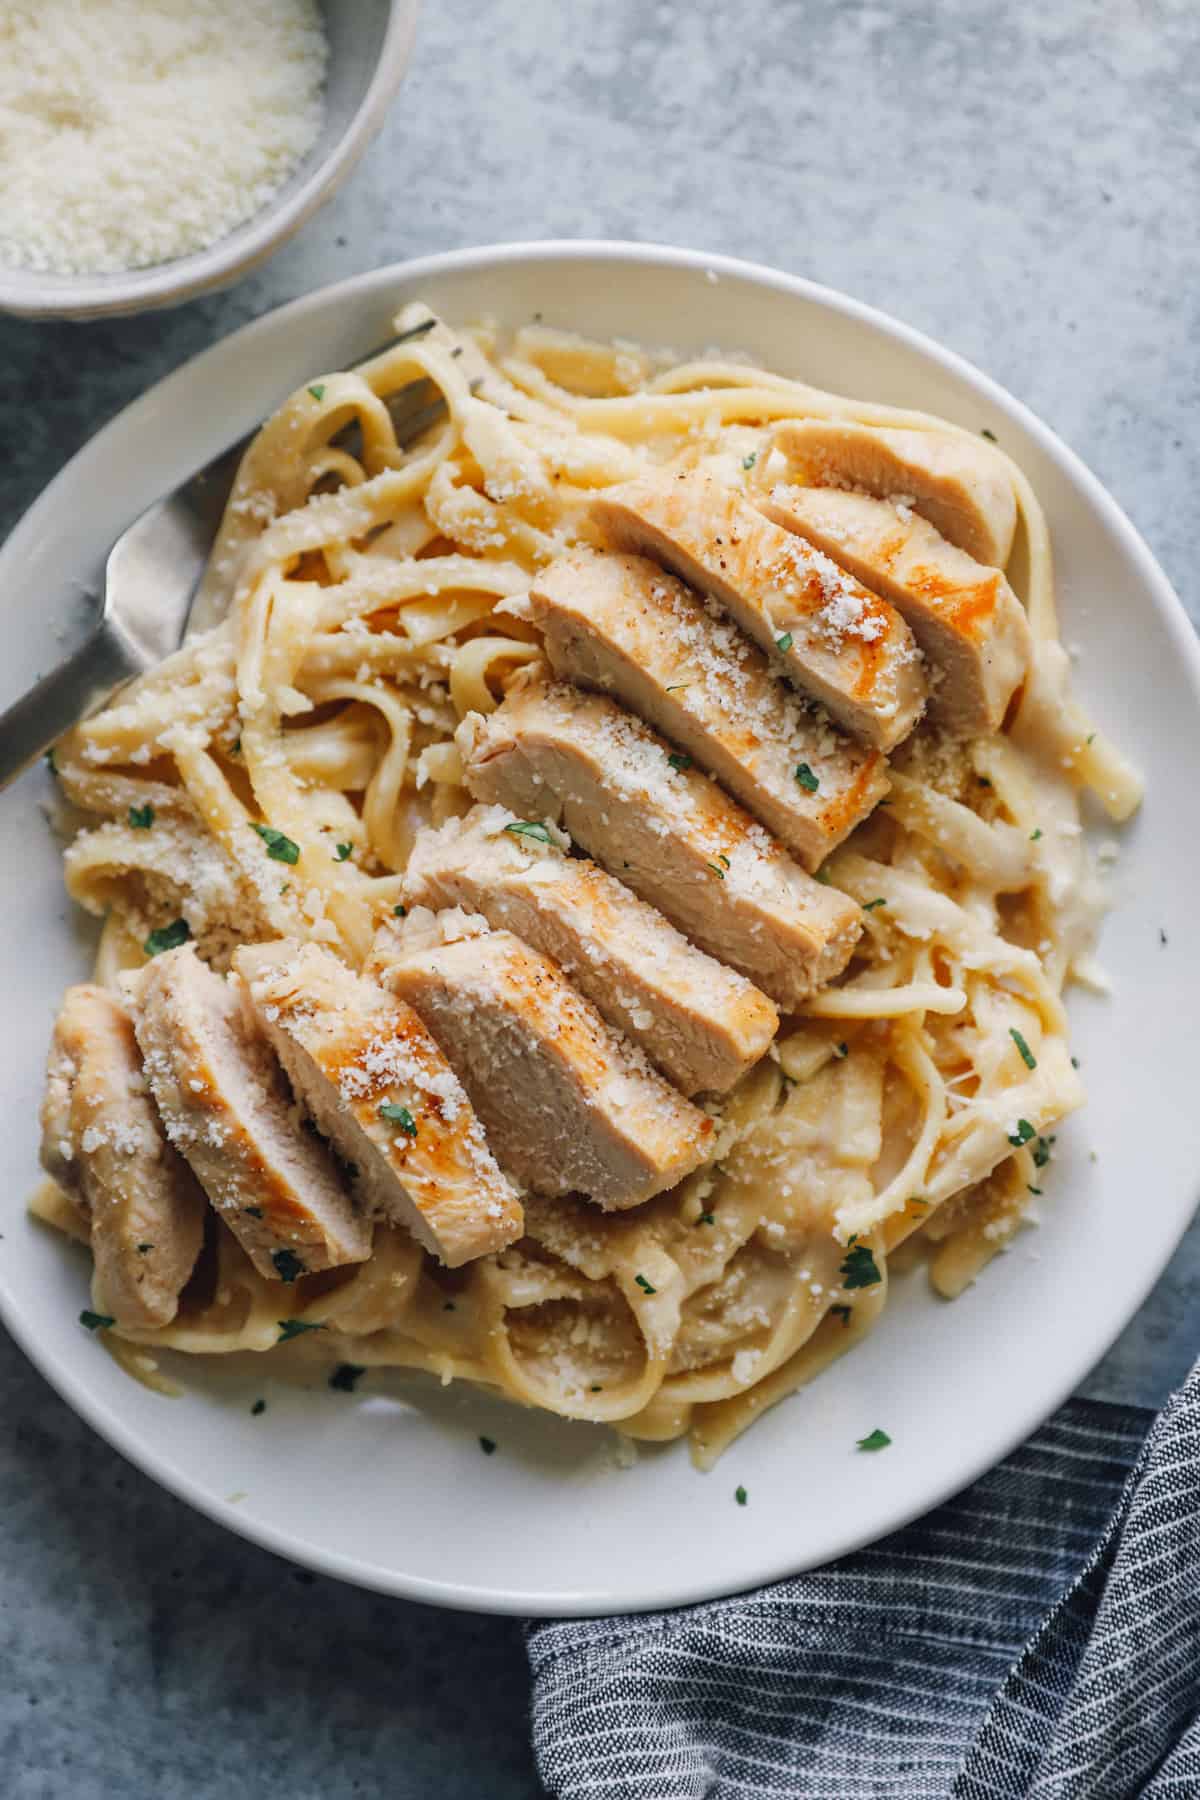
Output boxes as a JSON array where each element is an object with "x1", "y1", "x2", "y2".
[{"x1": 528, "y1": 1363, "x2": 1200, "y2": 1797}]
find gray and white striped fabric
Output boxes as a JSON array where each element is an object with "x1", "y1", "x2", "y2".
[{"x1": 528, "y1": 1363, "x2": 1200, "y2": 1797}]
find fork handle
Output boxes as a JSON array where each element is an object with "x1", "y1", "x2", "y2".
[{"x1": 0, "y1": 618, "x2": 142, "y2": 792}]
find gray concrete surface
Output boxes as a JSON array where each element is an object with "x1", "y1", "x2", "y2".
[{"x1": 0, "y1": 2, "x2": 1196, "y2": 1794}]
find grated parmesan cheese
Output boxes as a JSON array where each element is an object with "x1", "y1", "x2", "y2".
[{"x1": 0, "y1": 0, "x2": 327, "y2": 276}]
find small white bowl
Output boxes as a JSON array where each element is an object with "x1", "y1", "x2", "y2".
[{"x1": 0, "y1": 0, "x2": 420, "y2": 321}]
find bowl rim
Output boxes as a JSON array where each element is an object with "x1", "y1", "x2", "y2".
[
  {"x1": 4, "y1": 238, "x2": 1199, "y2": 1615},
  {"x1": 0, "y1": 0, "x2": 421, "y2": 321}
]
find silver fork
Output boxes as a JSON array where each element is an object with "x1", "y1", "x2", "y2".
[{"x1": 0, "y1": 371, "x2": 448, "y2": 791}]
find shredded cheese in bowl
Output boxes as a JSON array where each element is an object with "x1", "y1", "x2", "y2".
[{"x1": 0, "y1": 0, "x2": 327, "y2": 276}]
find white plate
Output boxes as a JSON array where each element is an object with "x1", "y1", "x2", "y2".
[{"x1": 2, "y1": 243, "x2": 1196, "y2": 1617}]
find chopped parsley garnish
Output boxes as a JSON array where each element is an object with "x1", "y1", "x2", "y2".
[
  {"x1": 1007, "y1": 1119, "x2": 1036, "y2": 1147},
  {"x1": 856, "y1": 1428, "x2": 892, "y2": 1452},
  {"x1": 128, "y1": 804, "x2": 154, "y2": 829},
  {"x1": 1160, "y1": 928, "x2": 1168, "y2": 946},
  {"x1": 735, "y1": 1485, "x2": 748, "y2": 1506},
  {"x1": 230, "y1": 736, "x2": 241, "y2": 757},
  {"x1": 862, "y1": 898, "x2": 887, "y2": 912},
  {"x1": 252, "y1": 823, "x2": 300, "y2": 865},
  {"x1": 1071, "y1": 1056, "x2": 1081, "y2": 1070},
  {"x1": 144, "y1": 918, "x2": 190, "y2": 956},
  {"x1": 590, "y1": 1384, "x2": 604, "y2": 1393},
  {"x1": 271, "y1": 1248, "x2": 305, "y2": 1283},
  {"x1": 1086, "y1": 733, "x2": 1095, "y2": 746},
  {"x1": 668, "y1": 753, "x2": 692, "y2": 773},
  {"x1": 396, "y1": 317, "x2": 437, "y2": 343},
  {"x1": 697, "y1": 1211, "x2": 715, "y2": 1226},
  {"x1": 742, "y1": 452, "x2": 757, "y2": 470},
  {"x1": 717, "y1": 854, "x2": 731, "y2": 868},
  {"x1": 839, "y1": 1244, "x2": 881, "y2": 1289},
  {"x1": 136, "y1": 1242, "x2": 154, "y2": 1255},
  {"x1": 394, "y1": 904, "x2": 408, "y2": 918},
  {"x1": 981, "y1": 427, "x2": 998, "y2": 442},
  {"x1": 776, "y1": 632, "x2": 793, "y2": 652},
  {"x1": 634, "y1": 1273, "x2": 657, "y2": 1295},
  {"x1": 1009, "y1": 1027, "x2": 1037, "y2": 1071},
  {"x1": 479, "y1": 1435, "x2": 497, "y2": 1455},
  {"x1": 243, "y1": 1205, "x2": 264, "y2": 1219},
  {"x1": 1032, "y1": 1136, "x2": 1054, "y2": 1169},
  {"x1": 79, "y1": 1310, "x2": 114, "y2": 1331},
  {"x1": 830, "y1": 1304, "x2": 852, "y2": 1327},
  {"x1": 1030, "y1": 827, "x2": 1043, "y2": 841},
  {"x1": 794, "y1": 762, "x2": 820, "y2": 793},
  {"x1": 664, "y1": 682, "x2": 691, "y2": 692},
  {"x1": 329, "y1": 1363, "x2": 365, "y2": 1393},
  {"x1": 1028, "y1": 1185, "x2": 1043, "y2": 1197},
  {"x1": 333, "y1": 842, "x2": 352, "y2": 862},
  {"x1": 379, "y1": 1101, "x2": 418, "y2": 1136},
  {"x1": 706, "y1": 861, "x2": 726, "y2": 880},
  {"x1": 503, "y1": 820, "x2": 554, "y2": 845},
  {"x1": 307, "y1": 383, "x2": 326, "y2": 402},
  {"x1": 251, "y1": 1399, "x2": 266, "y2": 1416},
  {"x1": 277, "y1": 1319, "x2": 326, "y2": 1343},
  {"x1": 833, "y1": 1042, "x2": 849, "y2": 1059}
]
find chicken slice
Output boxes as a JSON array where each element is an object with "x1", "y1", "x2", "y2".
[
  {"x1": 376, "y1": 913, "x2": 714, "y2": 1209},
  {"x1": 526, "y1": 549, "x2": 888, "y2": 869},
  {"x1": 457, "y1": 674, "x2": 861, "y2": 1008},
  {"x1": 399, "y1": 804, "x2": 777, "y2": 1094},
  {"x1": 761, "y1": 488, "x2": 1032, "y2": 736},
  {"x1": 591, "y1": 470, "x2": 925, "y2": 751},
  {"x1": 40, "y1": 985, "x2": 206, "y2": 1328},
  {"x1": 772, "y1": 419, "x2": 1018, "y2": 568},
  {"x1": 234, "y1": 939, "x2": 522, "y2": 1269},
  {"x1": 130, "y1": 944, "x2": 372, "y2": 1281}
]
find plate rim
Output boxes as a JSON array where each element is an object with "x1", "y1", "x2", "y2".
[{"x1": 4, "y1": 237, "x2": 1199, "y2": 1617}]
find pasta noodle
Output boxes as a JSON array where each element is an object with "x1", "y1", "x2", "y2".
[{"x1": 34, "y1": 304, "x2": 1139, "y2": 1467}]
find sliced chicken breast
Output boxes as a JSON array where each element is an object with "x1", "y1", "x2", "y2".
[
  {"x1": 526, "y1": 548, "x2": 888, "y2": 868},
  {"x1": 235, "y1": 940, "x2": 522, "y2": 1269},
  {"x1": 761, "y1": 488, "x2": 1032, "y2": 736},
  {"x1": 772, "y1": 419, "x2": 1018, "y2": 568},
  {"x1": 457, "y1": 674, "x2": 861, "y2": 1008},
  {"x1": 41, "y1": 985, "x2": 206, "y2": 1328},
  {"x1": 591, "y1": 470, "x2": 926, "y2": 751},
  {"x1": 40, "y1": 1016, "x2": 83, "y2": 1207},
  {"x1": 378, "y1": 914, "x2": 714, "y2": 1209},
  {"x1": 131, "y1": 944, "x2": 372, "y2": 1281},
  {"x1": 399, "y1": 804, "x2": 778, "y2": 1094}
]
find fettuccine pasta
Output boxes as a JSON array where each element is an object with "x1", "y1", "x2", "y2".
[{"x1": 35, "y1": 304, "x2": 1139, "y2": 1467}]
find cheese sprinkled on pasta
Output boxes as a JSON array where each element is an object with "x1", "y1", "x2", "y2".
[{"x1": 35, "y1": 306, "x2": 1140, "y2": 1466}]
